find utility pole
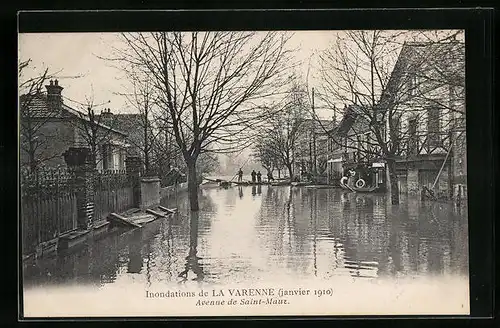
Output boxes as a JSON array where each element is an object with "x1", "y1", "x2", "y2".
[{"x1": 312, "y1": 87, "x2": 317, "y2": 175}]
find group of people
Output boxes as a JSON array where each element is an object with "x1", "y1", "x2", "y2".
[{"x1": 237, "y1": 168, "x2": 274, "y2": 183}]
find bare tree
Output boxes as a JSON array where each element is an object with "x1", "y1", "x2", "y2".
[
  {"x1": 66, "y1": 94, "x2": 119, "y2": 170},
  {"x1": 255, "y1": 81, "x2": 309, "y2": 181},
  {"x1": 114, "y1": 75, "x2": 164, "y2": 175},
  {"x1": 19, "y1": 61, "x2": 79, "y2": 172},
  {"x1": 252, "y1": 139, "x2": 281, "y2": 177},
  {"x1": 19, "y1": 60, "x2": 52, "y2": 172},
  {"x1": 107, "y1": 32, "x2": 293, "y2": 210},
  {"x1": 316, "y1": 30, "x2": 464, "y2": 204}
]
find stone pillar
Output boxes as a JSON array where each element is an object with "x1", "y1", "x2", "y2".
[
  {"x1": 437, "y1": 166, "x2": 449, "y2": 199},
  {"x1": 63, "y1": 147, "x2": 95, "y2": 231},
  {"x1": 140, "y1": 176, "x2": 161, "y2": 209},
  {"x1": 407, "y1": 167, "x2": 419, "y2": 196},
  {"x1": 126, "y1": 156, "x2": 142, "y2": 208}
]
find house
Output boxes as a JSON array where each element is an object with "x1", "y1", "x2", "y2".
[
  {"x1": 97, "y1": 109, "x2": 145, "y2": 158},
  {"x1": 326, "y1": 105, "x2": 386, "y2": 186},
  {"x1": 19, "y1": 80, "x2": 130, "y2": 172},
  {"x1": 379, "y1": 40, "x2": 466, "y2": 198}
]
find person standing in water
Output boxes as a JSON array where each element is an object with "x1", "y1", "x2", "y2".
[
  {"x1": 251, "y1": 170, "x2": 257, "y2": 183},
  {"x1": 256, "y1": 171, "x2": 262, "y2": 183},
  {"x1": 237, "y1": 168, "x2": 243, "y2": 182}
]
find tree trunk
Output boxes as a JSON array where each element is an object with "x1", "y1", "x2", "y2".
[
  {"x1": 187, "y1": 159, "x2": 200, "y2": 211},
  {"x1": 28, "y1": 146, "x2": 37, "y2": 173},
  {"x1": 386, "y1": 159, "x2": 400, "y2": 205},
  {"x1": 287, "y1": 164, "x2": 293, "y2": 182}
]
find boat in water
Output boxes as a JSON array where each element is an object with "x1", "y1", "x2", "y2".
[
  {"x1": 270, "y1": 180, "x2": 291, "y2": 186},
  {"x1": 339, "y1": 176, "x2": 382, "y2": 193},
  {"x1": 291, "y1": 181, "x2": 311, "y2": 187},
  {"x1": 305, "y1": 184, "x2": 337, "y2": 189}
]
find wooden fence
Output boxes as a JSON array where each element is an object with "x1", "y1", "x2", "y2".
[
  {"x1": 20, "y1": 168, "x2": 78, "y2": 256},
  {"x1": 20, "y1": 168, "x2": 135, "y2": 257},
  {"x1": 93, "y1": 170, "x2": 134, "y2": 221}
]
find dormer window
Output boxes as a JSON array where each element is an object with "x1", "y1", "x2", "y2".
[{"x1": 408, "y1": 73, "x2": 418, "y2": 97}]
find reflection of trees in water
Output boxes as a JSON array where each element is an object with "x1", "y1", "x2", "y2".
[
  {"x1": 376, "y1": 199, "x2": 468, "y2": 277},
  {"x1": 310, "y1": 189, "x2": 318, "y2": 277},
  {"x1": 339, "y1": 194, "x2": 382, "y2": 278},
  {"x1": 255, "y1": 186, "x2": 294, "y2": 266},
  {"x1": 178, "y1": 211, "x2": 204, "y2": 283},
  {"x1": 332, "y1": 192, "x2": 468, "y2": 279}
]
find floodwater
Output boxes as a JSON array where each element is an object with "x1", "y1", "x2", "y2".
[{"x1": 22, "y1": 185, "x2": 470, "y2": 316}]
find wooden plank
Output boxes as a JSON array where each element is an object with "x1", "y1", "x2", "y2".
[
  {"x1": 130, "y1": 215, "x2": 156, "y2": 225},
  {"x1": 146, "y1": 208, "x2": 167, "y2": 217},
  {"x1": 108, "y1": 212, "x2": 141, "y2": 228},
  {"x1": 158, "y1": 206, "x2": 177, "y2": 214},
  {"x1": 122, "y1": 207, "x2": 142, "y2": 216}
]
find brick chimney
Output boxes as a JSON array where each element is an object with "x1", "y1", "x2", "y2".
[
  {"x1": 45, "y1": 79, "x2": 64, "y2": 111},
  {"x1": 100, "y1": 107, "x2": 114, "y2": 126}
]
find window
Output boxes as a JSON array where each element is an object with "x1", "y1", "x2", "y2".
[
  {"x1": 408, "y1": 118, "x2": 418, "y2": 155},
  {"x1": 365, "y1": 132, "x2": 371, "y2": 159},
  {"x1": 356, "y1": 135, "x2": 363, "y2": 161},
  {"x1": 391, "y1": 117, "x2": 401, "y2": 153},
  {"x1": 427, "y1": 107, "x2": 441, "y2": 147},
  {"x1": 408, "y1": 73, "x2": 418, "y2": 96},
  {"x1": 101, "y1": 144, "x2": 113, "y2": 170}
]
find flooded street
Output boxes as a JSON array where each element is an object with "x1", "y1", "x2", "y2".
[
  {"x1": 23, "y1": 186, "x2": 469, "y2": 316},
  {"x1": 23, "y1": 185, "x2": 469, "y2": 287}
]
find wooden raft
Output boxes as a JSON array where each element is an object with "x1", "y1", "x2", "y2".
[{"x1": 108, "y1": 206, "x2": 178, "y2": 228}]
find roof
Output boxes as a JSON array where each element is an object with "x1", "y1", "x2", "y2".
[
  {"x1": 19, "y1": 93, "x2": 128, "y2": 137},
  {"x1": 329, "y1": 105, "x2": 371, "y2": 137},
  {"x1": 379, "y1": 40, "x2": 465, "y2": 109},
  {"x1": 19, "y1": 94, "x2": 64, "y2": 118},
  {"x1": 301, "y1": 118, "x2": 336, "y2": 134}
]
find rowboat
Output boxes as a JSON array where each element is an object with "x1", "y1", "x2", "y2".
[
  {"x1": 270, "y1": 181, "x2": 290, "y2": 186},
  {"x1": 291, "y1": 181, "x2": 311, "y2": 187},
  {"x1": 233, "y1": 181, "x2": 270, "y2": 186},
  {"x1": 350, "y1": 185, "x2": 381, "y2": 193},
  {"x1": 340, "y1": 177, "x2": 381, "y2": 193},
  {"x1": 305, "y1": 185, "x2": 337, "y2": 189}
]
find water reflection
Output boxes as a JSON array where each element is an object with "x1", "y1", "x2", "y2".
[
  {"x1": 178, "y1": 211, "x2": 204, "y2": 282},
  {"x1": 127, "y1": 229, "x2": 143, "y2": 274},
  {"x1": 23, "y1": 186, "x2": 468, "y2": 290}
]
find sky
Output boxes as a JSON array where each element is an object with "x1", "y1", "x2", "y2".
[{"x1": 18, "y1": 31, "x2": 337, "y2": 117}]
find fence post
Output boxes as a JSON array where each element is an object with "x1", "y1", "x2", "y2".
[
  {"x1": 63, "y1": 147, "x2": 96, "y2": 231},
  {"x1": 126, "y1": 156, "x2": 142, "y2": 208}
]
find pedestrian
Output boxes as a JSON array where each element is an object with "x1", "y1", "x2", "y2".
[
  {"x1": 257, "y1": 171, "x2": 262, "y2": 183},
  {"x1": 251, "y1": 170, "x2": 257, "y2": 183},
  {"x1": 267, "y1": 171, "x2": 274, "y2": 182},
  {"x1": 237, "y1": 168, "x2": 243, "y2": 182}
]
